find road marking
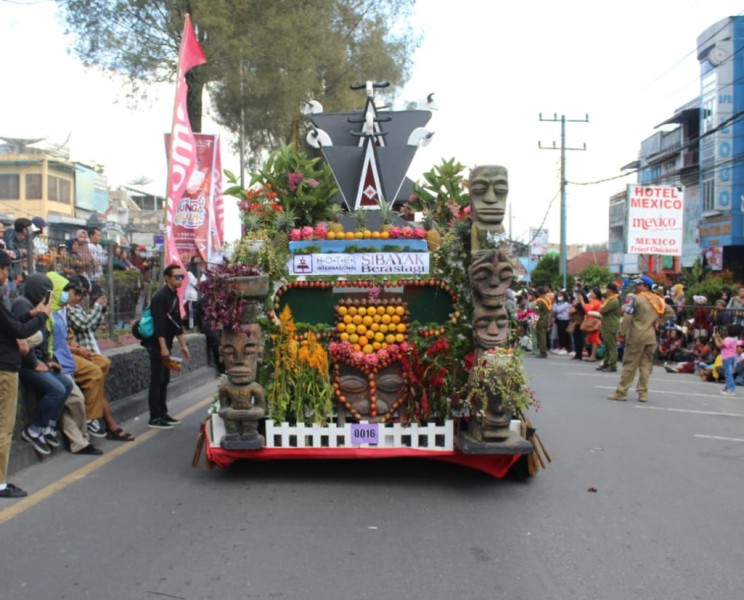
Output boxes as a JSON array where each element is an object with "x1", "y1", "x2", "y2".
[
  {"x1": 635, "y1": 406, "x2": 744, "y2": 418},
  {"x1": 595, "y1": 385, "x2": 726, "y2": 400},
  {"x1": 577, "y1": 371, "x2": 718, "y2": 387},
  {"x1": 0, "y1": 395, "x2": 213, "y2": 526},
  {"x1": 694, "y1": 434, "x2": 744, "y2": 443}
]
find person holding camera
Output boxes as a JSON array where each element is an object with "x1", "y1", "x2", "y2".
[{"x1": 11, "y1": 273, "x2": 72, "y2": 456}]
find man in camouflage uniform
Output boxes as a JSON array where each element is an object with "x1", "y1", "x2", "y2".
[
  {"x1": 597, "y1": 282, "x2": 622, "y2": 372},
  {"x1": 608, "y1": 275, "x2": 674, "y2": 402}
]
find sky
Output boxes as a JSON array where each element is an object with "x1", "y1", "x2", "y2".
[{"x1": 2, "y1": 0, "x2": 744, "y2": 246}]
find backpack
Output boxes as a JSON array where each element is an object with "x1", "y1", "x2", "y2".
[{"x1": 132, "y1": 307, "x2": 154, "y2": 340}]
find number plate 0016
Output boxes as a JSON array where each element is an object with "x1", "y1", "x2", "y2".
[{"x1": 350, "y1": 423, "x2": 379, "y2": 445}]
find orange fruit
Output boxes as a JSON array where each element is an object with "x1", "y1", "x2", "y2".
[
  {"x1": 358, "y1": 306, "x2": 367, "y2": 316},
  {"x1": 362, "y1": 344, "x2": 374, "y2": 354},
  {"x1": 374, "y1": 332, "x2": 385, "y2": 343},
  {"x1": 343, "y1": 314, "x2": 353, "y2": 324},
  {"x1": 354, "y1": 231, "x2": 364, "y2": 239},
  {"x1": 381, "y1": 314, "x2": 391, "y2": 324},
  {"x1": 340, "y1": 332, "x2": 350, "y2": 342},
  {"x1": 356, "y1": 324, "x2": 367, "y2": 336},
  {"x1": 372, "y1": 231, "x2": 381, "y2": 239},
  {"x1": 352, "y1": 315, "x2": 362, "y2": 325},
  {"x1": 348, "y1": 306, "x2": 358, "y2": 316},
  {"x1": 380, "y1": 231, "x2": 390, "y2": 239},
  {"x1": 396, "y1": 323, "x2": 407, "y2": 333},
  {"x1": 358, "y1": 336, "x2": 369, "y2": 347},
  {"x1": 338, "y1": 306, "x2": 348, "y2": 316},
  {"x1": 385, "y1": 334, "x2": 396, "y2": 344},
  {"x1": 326, "y1": 232, "x2": 336, "y2": 240},
  {"x1": 348, "y1": 333, "x2": 359, "y2": 344},
  {"x1": 386, "y1": 306, "x2": 395, "y2": 315},
  {"x1": 337, "y1": 322, "x2": 346, "y2": 332},
  {"x1": 345, "y1": 232, "x2": 355, "y2": 240},
  {"x1": 363, "y1": 230, "x2": 372, "y2": 239},
  {"x1": 394, "y1": 306, "x2": 405, "y2": 316},
  {"x1": 362, "y1": 315, "x2": 373, "y2": 326},
  {"x1": 395, "y1": 333, "x2": 405, "y2": 343},
  {"x1": 346, "y1": 323, "x2": 357, "y2": 335},
  {"x1": 391, "y1": 315, "x2": 401, "y2": 324},
  {"x1": 370, "y1": 323, "x2": 380, "y2": 332},
  {"x1": 376, "y1": 306, "x2": 386, "y2": 315}
]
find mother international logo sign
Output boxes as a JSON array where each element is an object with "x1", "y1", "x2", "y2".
[{"x1": 625, "y1": 185, "x2": 684, "y2": 256}]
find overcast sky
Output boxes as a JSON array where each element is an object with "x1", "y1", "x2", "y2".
[{"x1": 2, "y1": 0, "x2": 743, "y2": 245}]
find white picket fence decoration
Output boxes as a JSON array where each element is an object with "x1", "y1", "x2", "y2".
[{"x1": 264, "y1": 420, "x2": 454, "y2": 451}]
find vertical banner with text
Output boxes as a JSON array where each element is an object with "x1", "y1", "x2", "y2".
[
  {"x1": 625, "y1": 185, "x2": 684, "y2": 256},
  {"x1": 165, "y1": 133, "x2": 220, "y2": 266},
  {"x1": 165, "y1": 13, "x2": 206, "y2": 314}
]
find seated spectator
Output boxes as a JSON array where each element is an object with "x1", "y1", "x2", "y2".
[
  {"x1": 658, "y1": 329, "x2": 684, "y2": 363},
  {"x1": 12, "y1": 273, "x2": 71, "y2": 456},
  {"x1": 691, "y1": 296, "x2": 710, "y2": 339},
  {"x1": 65, "y1": 276, "x2": 134, "y2": 442},
  {"x1": 46, "y1": 272, "x2": 102, "y2": 455}
]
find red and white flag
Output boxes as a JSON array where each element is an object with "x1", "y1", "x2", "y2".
[{"x1": 165, "y1": 13, "x2": 206, "y2": 312}]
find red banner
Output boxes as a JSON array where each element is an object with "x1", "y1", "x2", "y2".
[
  {"x1": 165, "y1": 134, "x2": 219, "y2": 267},
  {"x1": 165, "y1": 13, "x2": 206, "y2": 313},
  {"x1": 209, "y1": 139, "x2": 225, "y2": 266}
]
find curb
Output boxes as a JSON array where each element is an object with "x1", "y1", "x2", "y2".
[{"x1": 8, "y1": 365, "x2": 217, "y2": 476}]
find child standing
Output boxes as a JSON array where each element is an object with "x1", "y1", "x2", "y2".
[{"x1": 713, "y1": 324, "x2": 742, "y2": 396}]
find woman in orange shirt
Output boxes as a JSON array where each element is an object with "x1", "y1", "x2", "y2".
[{"x1": 580, "y1": 287, "x2": 602, "y2": 362}]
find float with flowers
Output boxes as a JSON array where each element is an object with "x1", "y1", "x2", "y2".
[{"x1": 194, "y1": 82, "x2": 548, "y2": 479}]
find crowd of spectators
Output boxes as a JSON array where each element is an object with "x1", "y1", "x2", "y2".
[{"x1": 514, "y1": 280, "x2": 744, "y2": 394}]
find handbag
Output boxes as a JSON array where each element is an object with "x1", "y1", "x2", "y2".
[
  {"x1": 580, "y1": 316, "x2": 601, "y2": 333},
  {"x1": 566, "y1": 321, "x2": 577, "y2": 335}
]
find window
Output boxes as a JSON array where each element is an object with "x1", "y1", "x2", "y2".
[
  {"x1": 25, "y1": 174, "x2": 42, "y2": 199},
  {"x1": 702, "y1": 179, "x2": 715, "y2": 211},
  {"x1": 48, "y1": 175, "x2": 71, "y2": 204},
  {"x1": 0, "y1": 174, "x2": 20, "y2": 199}
]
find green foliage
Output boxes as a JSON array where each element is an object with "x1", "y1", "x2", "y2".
[
  {"x1": 529, "y1": 254, "x2": 559, "y2": 289},
  {"x1": 250, "y1": 143, "x2": 338, "y2": 226},
  {"x1": 577, "y1": 264, "x2": 615, "y2": 289},
  {"x1": 408, "y1": 158, "x2": 470, "y2": 228},
  {"x1": 60, "y1": 1, "x2": 418, "y2": 153}
]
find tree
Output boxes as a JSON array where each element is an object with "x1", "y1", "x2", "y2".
[
  {"x1": 59, "y1": 0, "x2": 418, "y2": 156},
  {"x1": 530, "y1": 254, "x2": 559, "y2": 289},
  {"x1": 577, "y1": 264, "x2": 615, "y2": 289}
]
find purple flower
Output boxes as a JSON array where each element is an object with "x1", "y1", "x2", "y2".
[{"x1": 287, "y1": 172, "x2": 303, "y2": 192}]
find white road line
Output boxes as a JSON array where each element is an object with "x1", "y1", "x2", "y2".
[
  {"x1": 636, "y1": 406, "x2": 744, "y2": 418},
  {"x1": 694, "y1": 434, "x2": 744, "y2": 443},
  {"x1": 594, "y1": 385, "x2": 728, "y2": 400},
  {"x1": 574, "y1": 371, "x2": 720, "y2": 387}
]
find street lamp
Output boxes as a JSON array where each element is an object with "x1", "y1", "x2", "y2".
[{"x1": 124, "y1": 220, "x2": 136, "y2": 244}]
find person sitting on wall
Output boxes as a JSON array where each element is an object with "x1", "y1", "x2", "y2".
[{"x1": 65, "y1": 276, "x2": 135, "y2": 442}]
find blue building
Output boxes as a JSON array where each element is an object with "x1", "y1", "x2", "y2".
[{"x1": 696, "y1": 16, "x2": 744, "y2": 274}]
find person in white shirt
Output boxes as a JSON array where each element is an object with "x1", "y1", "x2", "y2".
[
  {"x1": 86, "y1": 228, "x2": 107, "y2": 279},
  {"x1": 184, "y1": 255, "x2": 206, "y2": 329}
]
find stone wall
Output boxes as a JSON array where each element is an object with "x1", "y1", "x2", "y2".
[{"x1": 14, "y1": 332, "x2": 213, "y2": 438}]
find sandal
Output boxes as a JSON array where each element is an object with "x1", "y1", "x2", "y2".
[{"x1": 106, "y1": 428, "x2": 135, "y2": 442}]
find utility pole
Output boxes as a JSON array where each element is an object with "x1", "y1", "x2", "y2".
[{"x1": 538, "y1": 113, "x2": 589, "y2": 289}]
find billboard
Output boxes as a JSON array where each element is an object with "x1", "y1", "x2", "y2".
[
  {"x1": 529, "y1": 228, "x2": 548, "y2": 258},
  {"x1": 74, "y1": 163, "x2": 109, "y2": 212},
  {"x1": 625, "y1": 185, "x2": 684, "y2": 256}
]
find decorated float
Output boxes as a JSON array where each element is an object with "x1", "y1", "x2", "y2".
[{"x1": 193, "y1": 82, "x2": 549, "y2": 478}]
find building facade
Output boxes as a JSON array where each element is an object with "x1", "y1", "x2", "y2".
[{"x1": 696, "y1": 16, "x2": 744, "y2": 276}]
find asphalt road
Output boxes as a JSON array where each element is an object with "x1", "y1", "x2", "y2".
[{"x1": 1, "y1": 355, "x2": 742, "y2": 600}]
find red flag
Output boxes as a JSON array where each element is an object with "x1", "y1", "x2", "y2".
[
  {"x1": 209, "y1": 138, "x2": 225, "y2": 265},
  {"x1": 165, "y1": 13, "x2": 206, "y2": 314}
]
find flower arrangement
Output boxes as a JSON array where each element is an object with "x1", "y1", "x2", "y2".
[
  {"x1": 197, "y1": 263, "x2": 263, "y2": 333},
  {"x1": 269, "y1": 305, "x2": 334, "y2": 425},
  {"x1": 462, "y1": 348, "x2": 538, "y2": 416},
  {"x1": 248, "y1": 143, "x2": 338, "y2": 227},
  {"x1": 292, "y1": 225, "x2": 428, "y2": 241}
]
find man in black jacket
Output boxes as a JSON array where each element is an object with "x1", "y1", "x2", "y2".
[
  {"x1": 145, "y1": 264, "x2": 190, "y2": 429},
  {"x1": 0, "y1": 250, "x2": 51, "y2": 498}
]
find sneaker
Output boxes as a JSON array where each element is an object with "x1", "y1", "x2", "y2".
[
  {"x1": 73, "y1": 444, "x2": 103, "y2": 456},
  {"x1": 638, "y1": 395, "x2": 648, "y2": 403},
  {"x1": 148, "y1": 418, "x2": 174, "y2": 430},
  {"x1": 22, "y1": 427, "x2": 51, "y2": 456},
  {"x1": 607, "y1": 393, "x2": 627, "y2": 402},
  {"x1": 0, "y1": 483, "x2": 28, "y2": 498},
  {"x1": 87, "y1": 419, "x2": 107, "y2": 438},
  {"x1": 163, "y1": 414, "x2": 181, "y2": 425},
  {"x1": 720, "y1": 389, "x2": 736, "y2": 396},
  {"x1": 44, "y1": 430, "x2": 61, "y2": 448}
]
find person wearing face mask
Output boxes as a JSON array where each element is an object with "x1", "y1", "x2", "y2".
[{"x1": 551, "y1": 290, "x2": 571, "y2": 355}]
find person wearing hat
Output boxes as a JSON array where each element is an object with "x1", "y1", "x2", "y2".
[
  {"x1": 608, "y1": 275, "x2": 675, "y2": 402},
  {"x1": 0, "y1": 250, "x2": 51, "y2": 497},
  {"x1": 597, "y1": 282, "x2": 622, "y2": 372}
]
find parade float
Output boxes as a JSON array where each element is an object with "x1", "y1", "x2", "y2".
[{"x1": 194, "y1": 82, "x2": 549, "y2": 478}]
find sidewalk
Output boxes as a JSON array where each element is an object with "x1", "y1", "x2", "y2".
[{"x1": 8, "y1": 365, "x2": 218, "y2": 476}]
